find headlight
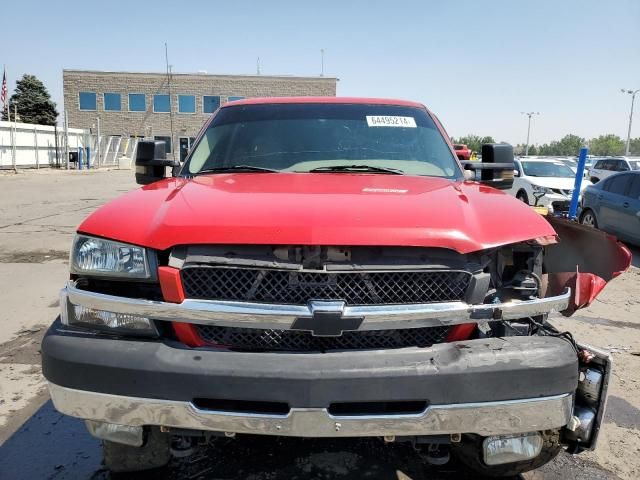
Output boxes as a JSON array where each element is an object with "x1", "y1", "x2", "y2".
[
  {"x1": 531, "y1": 184, "x2": 552, "y2": 194},
  {"x1": 71, "y1": 235, "x2": 150, "y2": 278}
]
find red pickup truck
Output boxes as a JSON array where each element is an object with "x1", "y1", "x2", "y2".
[
  {"x1": 453, "y1": 143, "x2": 472, "y2": 160},
  {"x1": 42, "y1": 97, "x2": 630, "y2": 476}
]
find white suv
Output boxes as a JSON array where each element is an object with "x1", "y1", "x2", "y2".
[
  {"x1": 589, "y1": 157, "x2": 640, "y2": 183},
  {"x1": 509, "y1": 158, "x2": 585, "y2": 214}
]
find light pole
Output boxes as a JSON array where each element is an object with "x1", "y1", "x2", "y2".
[
  {"x1": 521, "y1": 111, "x2": 539, "y2": 156},
  {"x1": 621, "y1": 88, "x2": 639, "y2": 156}
]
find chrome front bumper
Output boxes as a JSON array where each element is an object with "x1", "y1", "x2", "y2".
[
  {"x1": 62, "y1": 281, "x2": 571, "y2": 331},
  {"x1": 48, "y1": 382, "x2": 573, "y2": 438}
]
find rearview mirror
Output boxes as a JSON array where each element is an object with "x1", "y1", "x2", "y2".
[
  {"x1": 135, "y1": 140, "x2": 179, "y2": 185},
  {"x1": 460, "y1": 143, "x2": 515, "y2": 190}
]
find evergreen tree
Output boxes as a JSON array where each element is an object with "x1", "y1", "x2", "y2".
[{"x1": 2, "y1": 74, "x2": 58, "y2": 125}]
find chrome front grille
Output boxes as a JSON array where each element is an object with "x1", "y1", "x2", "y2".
[
  {"x1": 180, "y1": 268, "x2": 471, "y2": 306},
  {"x1": 195, "y1": 324, "x2": 451, "y2": 351}
]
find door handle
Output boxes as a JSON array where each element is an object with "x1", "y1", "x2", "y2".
[{"x1": 623, "y1": 202, "x2": 629, "y2": 208}]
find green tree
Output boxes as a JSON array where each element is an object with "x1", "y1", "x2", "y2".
[
  {"x1": 588, "y1": 134, "x2": 625, "y2": 156},
  {"x1": 553, "y1": 134, "x2": 585, "y2": 156},
  {"x1": 453, "y1": 134, "x2": 496, "y2": 153},
  {"x1": 1, "y1": 74, "x2": 58, "y2": 125},
  {"x1": 628, "y1": 138, "x2": 640, "y2": 156},
  {"x1": 535, "y1": 134, "x2": 585, "y2": 156}
]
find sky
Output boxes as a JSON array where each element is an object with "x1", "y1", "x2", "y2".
[{"x1": 2, "y1": 0, "x2": 639, "y2": 145}]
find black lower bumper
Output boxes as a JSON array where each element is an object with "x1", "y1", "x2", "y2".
[{"x1": 42, "y1": 319, "x2": 578, "y2": 408}]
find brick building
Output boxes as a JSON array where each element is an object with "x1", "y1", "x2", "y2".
[{"x1": 63, "y1": 70, "x2": 337, "y2": 161}]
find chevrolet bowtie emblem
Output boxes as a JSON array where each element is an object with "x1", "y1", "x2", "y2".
[{"x1": 291, "y1": 300, "x2": 364, "y2": 337}]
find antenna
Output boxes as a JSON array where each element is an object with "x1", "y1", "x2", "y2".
[
  {"x1": 320, "y1": 49, "x2": 325, "y2": 77},
  {"x1": 165, "y1": 42, "x2": 176, "y2": 161},
  {"x1": 257, "y1": 57, "x2": 261, "y2": 75}
]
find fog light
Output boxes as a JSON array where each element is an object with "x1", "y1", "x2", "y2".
[
  {"x1": 60, "y1": 290, "x2": 156, "y2": 335},
  {"x1": 483, "y1": 433, "x2": 543, "y2": 465},
  {"x1": 85, "y1": 420, "x2": 143, "y2": 447},
  {"x1": 72, "y1": 305, "x2": 154, "y2": 331}
]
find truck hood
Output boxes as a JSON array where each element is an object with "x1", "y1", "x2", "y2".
[{"x1": 78, "y1": 173, "x2": 556, "y2": 254}]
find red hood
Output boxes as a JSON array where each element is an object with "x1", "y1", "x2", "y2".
[{"x1": 78, "y1": 173, "x2": 556, "y2": 254}]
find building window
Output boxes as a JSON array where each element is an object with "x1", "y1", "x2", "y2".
[
  {"x1": 128, "y1": 93, "x2": 146, "y2": 112},
  {"x1": 103, "y1": 93, "x2": 122, "y2": 111},
  {"x1": 154, "y1": 135, "x2": 172, "y2": 153},
  {"x1": 79, "y1": 92, "x2": 97, "y2": 110},
  {"x1": 227, "y1": 96, "x2": 245, "y2": 102},
  {"x1": 203, "y1": 95, "x2": 221, "y2": 113},
  {"x1": 153, "y1": 94, "x2": 171, "y2": 113},
  {"x1": 178, "y1": 95, "x2": 196, "y2": 113}
]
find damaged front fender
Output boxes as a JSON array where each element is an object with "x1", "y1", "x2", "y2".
[{"x1": 543, "y1": 217, "x2": 632, "y2": 315}]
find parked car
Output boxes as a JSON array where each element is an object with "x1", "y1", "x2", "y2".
[
  {"x1": 580, "y1": 171, "x2": 640, "y2": 246},
  {"x1": 453, "y1": 143, "x2": 472, "y2": 160},
  {"x1": 509, "y1": 158, "x2": 584, "y2": 214},
  {"x1": 42, "y1": 97, "x2": 629, "y2": 476},
  {"x1": 588, "y1": 157, "x2": 640, "y2": 184}
]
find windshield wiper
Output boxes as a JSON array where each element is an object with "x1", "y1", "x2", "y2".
[
  {"x1": 306, "y1": 165, "x2": 404, "y2": 175},
  {"x1": 195, "y1": 165, "x2": 280, "y2": 175}
]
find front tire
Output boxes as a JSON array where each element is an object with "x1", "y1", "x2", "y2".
[
  {"x1": 516, "y1": 190, "x2": 530, "y2": 205},
  {"x1": 580, "y1": 209, "x2": 598, "y2": 228},
  {"x1": 103, "y1": 427, "x2": 171, "y2": 473},
  {"x1": 452, "y1": 430, "x2": 561, "y2": 477}
]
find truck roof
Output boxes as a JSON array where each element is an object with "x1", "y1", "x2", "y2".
[{"x1": 223, "y1": 96, "x2": 426, "y2": 109}]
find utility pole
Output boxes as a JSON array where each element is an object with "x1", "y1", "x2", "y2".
[
  {"x1": 257, "y1": 57, "x2": 261, "y2": 75},
  {"x1": 165, "y1": 43, "x2": 176, "y2": 162},
  {"x1": 621, "y1": 89, "x2": 639, "y2": 156},
  {"x1": 521, "y1": 111, "x2": 540, "y2": 156},
  {"x1": 320, "y1": 49, "x2": 325, "y2": 77}
]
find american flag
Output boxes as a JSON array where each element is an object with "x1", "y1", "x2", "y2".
[{"x1": 0, "y1": 70, "x2": 7, "y2": 112}]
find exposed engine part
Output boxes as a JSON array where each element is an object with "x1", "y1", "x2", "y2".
[
  {"x1": 170, "y1": 436, "x2": 195, "y2": 458},
  {"x1": 424, "y1": 444, "x2": 450, "y2": 465}
]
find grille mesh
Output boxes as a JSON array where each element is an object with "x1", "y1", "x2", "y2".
[
  {"x1": 181, "y1": 268, "x2": 471, "y2": 305},
  {"x1": 195, "y1": 325, "x2": 451, "y2": 352}
]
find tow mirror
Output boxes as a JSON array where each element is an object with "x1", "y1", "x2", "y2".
[
  {"x1": 460, "y1": 143, "x2": 515, "y2": 190},
  {"x1": 135, "y1": 140, "x2": 179, "y2": 185}
]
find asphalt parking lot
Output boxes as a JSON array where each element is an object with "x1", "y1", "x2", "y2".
[{"x1": 0, "y1": 168, "x2": 639, "y2": 479}]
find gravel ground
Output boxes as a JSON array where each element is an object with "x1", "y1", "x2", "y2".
[{"x1": 0, "y1": 168, "x2": 638, "y2": 479}]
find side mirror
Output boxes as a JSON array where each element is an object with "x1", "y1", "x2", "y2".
[
  {"x1": 135, "y1": 140, "x2": 179, "y2": 185},
  {"x1": 460, "y1": 143, "x2": 515, "y2": 190},
  {"x1": 513, "y1": 169, "x2": 520, "y2": 177}
]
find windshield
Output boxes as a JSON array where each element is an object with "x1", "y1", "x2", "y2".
[
  {"x1": 521, "y1": 161, "x2": 575, "y2": 178},
  {"x1": 183, "y1": 103, "x2": 461, "y2": 179}
]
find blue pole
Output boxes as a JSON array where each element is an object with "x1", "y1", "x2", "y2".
[
  {"x1": 78, "y1": 148, "x2": 83, "y2": 170},
  {"x1": 568, "y1": 146, "x2": 588, "y2": 219},
  {"x1": 86, "y1": 147, "x2": 91, "y2": 168}
]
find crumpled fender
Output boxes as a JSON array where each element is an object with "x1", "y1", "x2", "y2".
[{"x1": 543, "y1": 217, "x2": 632, "y2": 315}]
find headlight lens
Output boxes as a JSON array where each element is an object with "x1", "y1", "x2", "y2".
[
  {"x1": 531, "y1": 184, "x2": 552, "y2": 194},
  {"x1": 71, "y1": 235, "x2": 149, "y2": 278}
]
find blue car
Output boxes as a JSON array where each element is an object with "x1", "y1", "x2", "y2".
[{"x1": 580, "y1": 171, "x2": 640, "y2": 246}]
